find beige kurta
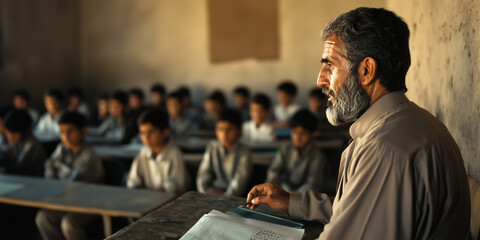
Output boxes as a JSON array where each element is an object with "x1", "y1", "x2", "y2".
[
  {"x1": 196, "y1": 140, "x2": 252, "y2": 197},
  {"x1": 127, "y1": 142, "x2": 190, "y2": 195},
  {"x1": 288, "y1": 92, "x2": 470, "y2": 239}
]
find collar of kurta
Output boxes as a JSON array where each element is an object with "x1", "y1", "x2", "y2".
[
  {"x1": 349, "y1": 91, "x2": 410, "y2": 140},
  {"x1": 146, "y1": 141, "x2": 172, "y2": 161}
]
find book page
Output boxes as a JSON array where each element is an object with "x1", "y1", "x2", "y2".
[{"x1": 180, "y1": 210, "x2": 304, "y2": 240}]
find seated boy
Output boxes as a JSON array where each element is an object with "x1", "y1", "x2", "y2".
[
  {"x1": 177, "y1": 86, "x2": 201, "y2": 125},
  {"x1": 199, "y1": 90, "x2": 226, "y2": 130},
  {"x1": 197, "y1": 109, "x2": 252, "y2": 197},
  {"x1": 233, "y1": 86, "x2": 250, "y2": 122},
  {"x1": 36, "y1": 111, "x2": 105, "y2": 240},
  {"x1": 67, "y1": 86, "x2": 90, "y2": 119},
  {"x1": 90, "y1": 93, "x2": 109, "y2": 126},
  {"x1": 0, "y1": 106, "x2": 11, "y2": 152},
  {"x1": 242, "y1": 93, "x2": 276, "y2": 142},
  {"x1": 0, "y1": 109, "x2": 46, "y2": 176},
  {"x1": 274, "y1": 81, "x2": 300, "y2": 128},
  {"x1": 126, "y1": 109, "x2": 189, "y2": 195},
  {"x1": 167, "y1": 91, "x2": 193, "y2": 137},
  {"x1": 90, "y1": 90, "x2": 136, "y2": 143},
  {"x1": 34, "y1": 88, "x2": 64, "y2": 140},
  {"x1": 12, "y1": 89, "x2": 40, "y2": 126},
  {"x1": 309, "y1": 88, "x2": 328, "y2": 124},
  {"x1": 266, "y1": 109, "x2": 326, "y2": 192},
  {"x1": 150, "y1": 83, "x2": 166, "y2": 109}
]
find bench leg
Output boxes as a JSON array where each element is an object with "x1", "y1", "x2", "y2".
[{"x1": 102, "y1": 214, "x2": 112, "y2": 237}]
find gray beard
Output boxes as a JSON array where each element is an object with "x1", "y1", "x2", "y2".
[{"x1": 324, "y1": 73, "x2": 371, "y2": 126}]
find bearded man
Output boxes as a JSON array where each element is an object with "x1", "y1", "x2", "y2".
[{"x1": 246, "y1": 7, "x2": 471, "y2": 240}]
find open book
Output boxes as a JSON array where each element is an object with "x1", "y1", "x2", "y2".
[{"x1": 180, "y1": 210, "x2": 304, "y2": 240}]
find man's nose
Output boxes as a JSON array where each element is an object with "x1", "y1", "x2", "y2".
[{"x1": 316, "y1": 67, "x2": 329, "y2": 88}]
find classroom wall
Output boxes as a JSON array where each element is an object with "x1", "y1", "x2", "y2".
[
  {"x1": 0, "y1": 0, "x2": 81, "y2": 110},
  {"x1": 80, "y1": 0, "x2": 385, "y2": 106},
  {"x1": 386, "y1": 0, "x2": 480, "y2": 179}
]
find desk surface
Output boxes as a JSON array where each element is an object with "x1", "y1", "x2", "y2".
[
  {"x1": 107, "y1": 191, "x2": 323, "y2": 240},
  {"x1": 0, "y1": 174, "x2": 175, "y2": 218}
]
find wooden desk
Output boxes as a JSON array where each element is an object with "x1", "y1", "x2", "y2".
[
  {"x1": 106, "y1": 191, "x2": 324, "y2": 240},
  {"x1": 0, "y1": 174, "x2": 175, "y2": 237}
]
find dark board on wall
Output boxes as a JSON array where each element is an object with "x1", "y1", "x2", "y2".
[{"x1": 208, "y1": 0, "x2": 279, "y2": 62}]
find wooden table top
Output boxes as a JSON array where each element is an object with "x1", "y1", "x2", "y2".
[{"x1": 107, "y1": 191, "x2": 324, "y2": 240}]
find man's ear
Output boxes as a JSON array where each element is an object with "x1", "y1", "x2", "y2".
[{"x1": 358, "y1": 57, "x2": 377, "y2": 86}]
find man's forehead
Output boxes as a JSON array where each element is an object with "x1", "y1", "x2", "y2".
[{"x1": 322, "y1": 35, "x2": 346, "y2": 60}]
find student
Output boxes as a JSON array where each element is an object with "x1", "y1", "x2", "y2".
[
  {"x1": 36, "y1": 111, "x2": 104, "y2": 240},
  {"x1": 0, "y1": 109, "x2": 46, "y2": 176},
  {"x1": 67, "y1": 86, "x2": 90, "y2": 119},
  {"x1": 34, "y1": 88, "x2": 64, "y2": 140},
  {"x1": 274, "y1": 81, "x2": 300, "y2": 127},
  {"x1": 197, "y1": 109, "x2": 252, "y2": 197},
  {"x1": 12, "y1": 89, "x2": 40, "y2": 126},
  {"x1": 128, "y1": 88, "x2": 147, "y2": 136},
  {"x1": 0, "y1": 106, "x2": 12, "y2": 152},
  {"x1": 200, "y1": 90, "x2": 226, "y2": 130},
  {"x1": 150, "y1": 83, "x2": 166, "y2": 109},
  {"x1": 233, "y1": 86, "x2": 250, "y2": 122},
  {"x1": 309, "y1": 88, "x2": 328, "y2": 124},
  {"x1": 242, "y1": 93, "x2": 276, "y2": 142},
  {"x1": 266, "y1": 109, "x2": 326, "y2": 192},
  {"x1": 177, "y1": 86, "x2": 201, "y2": 125},
  {"x1": 90, "y1": 93, "x2": 109, "y2": 126},
  {"x1": 127, "y1": 109, "x2": 189, "y2": 195},
  {"x1": 90, "y1": 90, "x2": 136, "y2": 143},
  {"x1": 167, "y1": 91, "x2": 193, "y2": 137}
]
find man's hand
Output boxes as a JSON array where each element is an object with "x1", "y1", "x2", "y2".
[{"x1": 246, "y1": 182, "x2": 289, "y2": 211}]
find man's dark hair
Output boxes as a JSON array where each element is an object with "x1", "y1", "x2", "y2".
[
  {"x1": 277, "y1": 81, "x2": 298, "y2": 96},
  {"x1": 289, "y1": 109, "x2": 318, "y2": 132},
  {"x1": 13, "y1": 89, "x2": 31, "y2": 102},
  {"x1": 207, "y1": 90, "x2": 226, "y2": 107},
  {"x1": 45, "y1": 88, "x2": 64, "y2": 103},
  {"x1": 59, "y1": 111, "x2": 87, "y2": 130},
  {"x1": 67, "y1": 86, "x2": 84, "y2": 98},
  {"x1": 309, "y1": 88, "x2": 327, "y2": 101},
  {"x1": 138, "y1": 109, "x2": 169, "y2": 130},
  {"x1": 217, "y1": 108, "x2": 242, "y2": 129},
  {"x1": 168, "y1": 91, "x2": 182, "y2": 101},
  {"x1": 151, "y1": 84, "x2": 166, "y2": 95},
  {"x1": 233, "y1": 86, "x2": 250, "y2": 98},
  {"x1": 251, "y1": 93, "x2": 271, "y2": 110},
  {"x1": 129, "y1": 88, "x2": 145, "y2": 100},
  {"x1": 3, "y1": 109, "x2": 32, "y2": 132},
  {"x1": 322, "y1": 7, "x2": 410, "y2": 92},
  {"x1": 111, "y1": 90, "x2": 128, "y2": 106}
]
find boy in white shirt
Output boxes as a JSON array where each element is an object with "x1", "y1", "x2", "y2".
[
  {"x1": 127, "y1": 109, "x2": 189, "y2": 195},
  {"x1": 34, "y1": 88, "x2": 64, "y2": 140},
  {"x1": 242, "y1": 93, "x2": 276, "y2": 142},
  {"x1": 167, "y1": 91, "x2": 193, "y2": 137},
  {"x1": 274, "y1": 81, "x2": 300, "y2": 128}
]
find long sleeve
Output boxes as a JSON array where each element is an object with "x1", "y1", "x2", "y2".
[
  {"x1": 196, "y1": 144, "x2": 213, "y2": 193},
  {"x1": 161, "y1": 149, "x2": 189, "y2": 195},
  {"x1": 288, "y1": 191, "x2": 333, "y2": 224},
  {"x1": 126, "y1": 155, "x2": 143, "y2": 189},
  {"x1": 225, "y1": 150, "x2": 252, "y2": 196}
]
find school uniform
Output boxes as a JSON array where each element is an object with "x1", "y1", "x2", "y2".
[
  {"x1": 197, "y1": 140, "x2": 252, "y2": 196},
  {"x1": 274, "y1": 104, "x2": 300, "y2": 122},
  {"x1": 36, "y1": 143, "x2": 105, "y2": 240},
  {"x1": 34, "y1": 112, "x2": 63, "y2": 140},
  {"x1": 127, "y1": 142, "x2": 189, "y2": 195},
  {"x1": 267, "y1": 141, "x2": 326, "y2": 192},
  {"x1": 242, "y1": 120, "x2": 276, "y2": 142},
  {"x1": 0, "y1": 135, "x2": 46, "y2": 176}
]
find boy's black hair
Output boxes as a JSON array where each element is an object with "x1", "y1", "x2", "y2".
[
  {"x1": 151, "y1": 84, "x2": 166, "y2": 95},
  {"x1": 277, "y1": 81, "x2": 298, "y2": 96},
  {"x1": 233, "y1": 86, "x2": 250, "y2": 98},
  {"x1": 99, "y1": 93, "x2": 110, "y2": 100},
  {"x1": 168, "y1": 91, "x2": 182, "y2": 101},
  {"x1": 251, "y1": 93, "x2": 271, "y2": 110},
  {"x1": 111, "y1": 90, "x2": 129, "y2": 106},
  {"x1": 217, "y1": 108, "x2": 242, "y2": 129},
  {"x1": 177, "y1": 86, "x2": 191, "y2": 99},
  {"x1": 45, "y1": 88, "x2": 64, "y2": 103},
  {"x1": 129, "y1": 88, "x2": 145, "y2": 100},
  {"x1": 207, "y1": 90, "x2": 226, "y2": 106},
  {"x1": 309, "y1": 88, "x2": 327, "y2": 101},
  {"x1": 67, "y1": 86, "x2": 84, "y2": 98},
  {"x1": 138, "y1": 109, "x2": 169, "y2": 130},
  {"x1": 13, "y1": 89, "x2": 31, "y2": 102},
  {"x1": 59, "y1": 111, "x2": 87, "y2": 130},
  {"x1": 289, "y1": 109, "x2": 318, "y2": 132},
  {"x1": 3, "y1": 109, "x2": 32, "y2": 132}
]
